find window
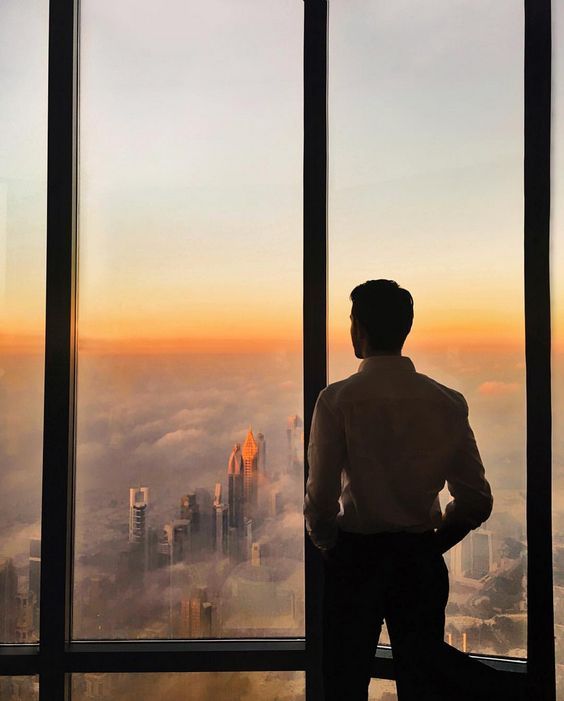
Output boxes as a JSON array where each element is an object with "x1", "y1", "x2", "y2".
[
  {"x1": 74, "y1": 0, "x2": 303, "y2": 642},
  {"x1": 328, "y1": 0, "x2": 526, "y2": 658},
  {"x1": 0, "y1": 1, "x2": 555, "y2": 699},
  {"x1": 0, "y1": 0, "x2": 48, "y2": 645}
]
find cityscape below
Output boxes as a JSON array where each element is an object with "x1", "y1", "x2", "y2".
[{"x1": 0, "y1": 346, "x2": 545, "y2": 699}]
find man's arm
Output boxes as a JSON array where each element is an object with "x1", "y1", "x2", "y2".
[
  {"x1": 435, "y1": 399, "x2": 493, "y2": 554},
  {"x1": 303, "y1": 390, "x2": 346, "y2": 551}
]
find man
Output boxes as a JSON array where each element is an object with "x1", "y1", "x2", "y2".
[{"x1": 304, "y1": 280, "x2": 524, "y2": 701}]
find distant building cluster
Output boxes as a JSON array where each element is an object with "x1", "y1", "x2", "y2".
[
  {"x1": 71, "y1": 418, "x2": 305, "y2": 640},
  {"x1": 126, "y1": 427, "x2": 269, "y2": 580}
]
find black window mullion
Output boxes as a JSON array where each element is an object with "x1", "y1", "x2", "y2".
[
  {"x1": 303, "y1": 1, "x2": 328, "y2": 700},
  {"x1": 63, "y1": 642, "x2": 304, "y2": 674},
  {"x1": 524, "y1": 0, "x2": 555, "y2": 699},
  {"x1": 40, "y1": 0, "x2": 79, "y2": 698},
  {"x1": 38, "y1": 0, "x2": 310, "y2": 693}
]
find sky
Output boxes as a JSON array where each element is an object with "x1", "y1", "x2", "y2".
[
  {"x1": 0, "y1": 0, "x2": 538, "y2": 353},
  {"x1": 328, "y1": 0, "x2": 525, "y2": 351}
]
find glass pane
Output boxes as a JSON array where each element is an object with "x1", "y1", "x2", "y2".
[
  {"x1": 328, "y1": 1, "x2": 525, "y2": 657},
  {"x1": 74, "y1": 0, "x2": 303, "y2": 639},
  {"x1": 369, "y1": 679, "x2": 397, "y2": 701},
  {"x1": 553, "y1": 1, "x2": 564, "y2": 696},
  {"x1": 0, "y1": 677, "x2": 39, "y2": 701},
  {"x1": 0, "y1": 0, "x2": 47, "y2": 643},
  {"x1": 72, "y1": 673, "x2": 304, "y2": 700}
]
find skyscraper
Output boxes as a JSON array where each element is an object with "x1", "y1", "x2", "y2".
[
  {"x1": 29, "y1": 539, "x2": 40, "y2": 632},
  {"x1": 180, "y1": 587, "x2": 214, "y2": 638},
  {"x1": 0, "y1": 557, "x2": 17, "y2": 642},
  {"x1": 448, "y1": 528, "x2": 494, "y2": 581},
  {"x1": 129, "y1": 487, "x2": 149, "y2": 544},
  {"x1": 242, "y1": 428, "x2": 259, "y2": 515},
  {"x1": 15, "y1": 590, "x2": 35, "y2": 643},
  {"x1": 467, "y1": 529, "x2": 493, "y2": 579},
  {"x1": 180, "y1": 493, "x2": 200, "y2": 534},
  {"x1": 157, "y1": 520, "x2": 191, "y2": 568},
  {"x1": 212, "y1": 483, "x2": 229, "y2": 554},
  {"x1": 257, "y1": 432, "x2": 266, "y2": 474},
  {"x1": 286, "y1": 415, "x2": 303, "y2": 473},
  {"x1": 129, "y1": 487, "x2": 150, "y2": 575},
  {"x1": 228, "y1": 443, "x2": 244, "y2": 529}
]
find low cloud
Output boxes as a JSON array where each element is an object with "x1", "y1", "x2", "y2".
[
  {"x1": 478, "y1": 381, "x2": 520, "y2": 396},
  {"x1": 155, "y1": 427, "x2": 204, "y2": 447}
]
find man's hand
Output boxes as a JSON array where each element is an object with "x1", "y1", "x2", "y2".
[{"x1": 433, "y1": 521, "x2": 472, "y2": 555}]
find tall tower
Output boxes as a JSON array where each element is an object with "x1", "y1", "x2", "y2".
[
  {"x1": 29, "y1": 539, "x2": 40, "y2": 632},
  {"x1": 448, "y1": 529, "x2": 493, "y2": 581},
  {"x1": 212, "y1": 483, "x2": 229, "y2": 554},
  {"x1": 242, "y1": 428, "x2": 259, "y2": 515},
  {"x1": 257, "y1": 432, "x2": 266, "y2": 475},
  {"x1": 180, "y1": 587, "x2": 214, "y2": 638},
  {"x1": 227, "y1": 444, "x2": 244, "y2": 529},
  {"x1": 129, "y1": 487, "x2": 150, "y2": 544},
  {"x1": 213, "y1": 482, "x2": 222, "y2": 507},
  {"x1": 129, "y1": 487, "x2": 150, "y2": 575},
  {"x1": 180, "y1": 493, "x2": 200, "y2": 529},
  {"x1": 286, "y1": 415, "x2": 303, "y2": 473},
  {"x1": 466, "y1": 529, "x2": 493, "y2": 579},
  {"x1": 0, "y1": 557, "x2": 18, "y2": 642},
  {"x1": 157, "y1": 521, "x2": 191, "y2": 567}
]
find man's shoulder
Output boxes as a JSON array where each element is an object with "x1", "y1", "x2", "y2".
[
  {"x1": 414, "y1": 373, "x2": 468, "y2": 413},
  {"x1": 320, "y1": 374, "x2": 359, "y2": 406},
  {"x1": 320, "y1": 368, "x2": 469, "y2": 416}
]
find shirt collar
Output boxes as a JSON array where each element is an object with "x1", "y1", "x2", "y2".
[{"x1": 358, "y1": 355, "x2": 416, "y2": 373}]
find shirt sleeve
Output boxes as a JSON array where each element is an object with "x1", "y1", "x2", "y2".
[
  {"x1": 443, "y1": 399, "x2": 493, "y2": 529},
  {"x1": 303, "y1": 390, "x2": 346, "y2": 550}
]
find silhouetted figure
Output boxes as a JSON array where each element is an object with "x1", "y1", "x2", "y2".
[{"x1": 304, "y1": 280, "x2": 526, "y2": 701}]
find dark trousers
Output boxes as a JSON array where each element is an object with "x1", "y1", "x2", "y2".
[{"x1": 322, "y1": 529, "x2": 525, "y2": 701}]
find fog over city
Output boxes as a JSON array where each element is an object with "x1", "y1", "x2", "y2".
[{"x1": 0, "y1": 343, "x2": 535, "y2": 652}]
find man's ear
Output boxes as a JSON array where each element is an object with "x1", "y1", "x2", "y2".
[{"x1": 352, "y1": 315, "x2": 365, "y2": 339}]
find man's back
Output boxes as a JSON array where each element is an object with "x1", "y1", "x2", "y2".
[
  {"x1": 306, "y1": 280, "x2": 517, "y2": 701},
  {"x1": 304, "y1": 354, "x2": 493, "y2": 549}
]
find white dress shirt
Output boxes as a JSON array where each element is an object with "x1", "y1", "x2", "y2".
[{"x1": 303, "y1": 355, "x2": 493, "y2": 550}]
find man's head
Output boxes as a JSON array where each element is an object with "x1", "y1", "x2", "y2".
[{"x1": 349, "y1": 280, "x2": 414, "y2": 358}]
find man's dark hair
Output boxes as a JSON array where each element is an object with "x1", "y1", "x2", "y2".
[{"x1": 350, "y1": 280, "x2": 414, "y2": 352}]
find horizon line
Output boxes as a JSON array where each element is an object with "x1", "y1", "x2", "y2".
[{"x1": 0, "y1": 333, "x2": 537, "y2": 356}]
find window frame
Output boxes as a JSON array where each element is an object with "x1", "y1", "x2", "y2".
[{"x1": 0, "y1": 0, "x2": 554, "y2": 699}]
